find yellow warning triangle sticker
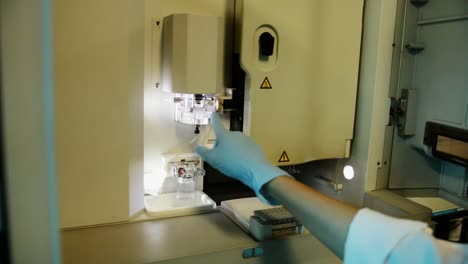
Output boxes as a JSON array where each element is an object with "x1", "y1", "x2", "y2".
[
  {"x1": 278, "y1": 151, "x2": 290, "y2": 163},
  {"x1": 260, "y1": 77, "x2": 272, "y2": 89}
]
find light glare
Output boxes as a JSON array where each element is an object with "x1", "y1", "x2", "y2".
[{"x1": 343, "y1": 165, "x2": 354, "y2": 180}]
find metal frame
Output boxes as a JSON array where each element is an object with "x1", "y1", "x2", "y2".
[
  {"x1": 357, "y1": 0, "x2": 400, "y2": 192},
  {"x1": 376, "y1": 0, "x2": 418, "y2": 190},
  {"x1": 0, "y1": 7, "x2": 11, "y2": 262},
  {"x1": 381, "y1": 0, "x2": 468, "y2": 202}
]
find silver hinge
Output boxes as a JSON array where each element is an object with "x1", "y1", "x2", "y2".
[
  {"x1": 389, "y1": 89, "x2": 417, "y2": 137},
  {"x1": 316, "y1": 176, "x2": 343, "y2": 191}
]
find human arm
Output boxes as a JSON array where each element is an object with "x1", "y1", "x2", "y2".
[
  {"x1": 196, "y1": 114, "x2": 358, "y2": 258},
  {"x1": 196, "y1": 114, "x2": 464, "y2": 263},
  {"x1": 264, "y1": 176, "x2": 358, "y2": 258}
]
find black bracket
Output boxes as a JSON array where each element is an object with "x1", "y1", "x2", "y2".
[{"x1": 410, "y1": 0, "x2": 430, "y2": 8}]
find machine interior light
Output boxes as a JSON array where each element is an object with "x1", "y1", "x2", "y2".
[{"x1": 343, "y1": 165, "x2": 355, "y2": 180}]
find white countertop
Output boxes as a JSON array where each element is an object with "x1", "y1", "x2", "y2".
[{"x1": 61, "y1": 211, "x2": 340, "y2": 264}]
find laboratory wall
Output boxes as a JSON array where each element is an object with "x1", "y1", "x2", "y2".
[
  {"x1": 143, "y1": 0, "x2": 234, "y2": 195},
  {"x1": 54, "y1": 0, "x2": 145, "y2": 228},
  {"x1": 387, "y1": 0, "x2": 468, "y2": 206}
]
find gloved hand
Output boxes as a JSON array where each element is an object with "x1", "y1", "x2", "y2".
[{"x1": 195, "y1": 113, "x2": 292, "y2": 205}]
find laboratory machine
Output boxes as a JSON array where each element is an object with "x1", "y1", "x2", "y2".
[
  {"x1": 49, "y1": 0, "x2": 467, "y2": 246},
  {"x1": 5, "y1": 0, "x2": 468, "y2": 263}
]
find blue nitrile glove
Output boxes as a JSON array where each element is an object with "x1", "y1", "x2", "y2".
[{"x1": 195, "y1": 113, "x2": 292, "y2": 205}]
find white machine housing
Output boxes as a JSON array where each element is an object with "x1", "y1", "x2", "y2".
[
  {"x1": 161, "y1": 13, "x2": 224, "y2": 94},
  {"x1": 241, "y1": 0, "x2": 364, "y2": 166}
]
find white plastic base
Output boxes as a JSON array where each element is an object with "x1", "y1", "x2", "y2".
[
  {"x1": 144, "y1": 191, "x2": 216, "y2": 219},
  {"x1": 219, "y1": 197, "x2": 276, "y2": 233}
]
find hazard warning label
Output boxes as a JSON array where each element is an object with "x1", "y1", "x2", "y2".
[
  {"x1": 278, "y1": 151, "x2": 290, "y2": 163},
  {"x1": 260, "y1": 77, "x2": 272, "y2": 89}
]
